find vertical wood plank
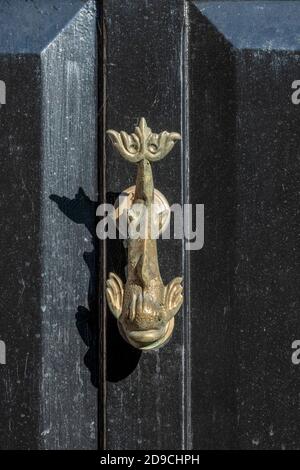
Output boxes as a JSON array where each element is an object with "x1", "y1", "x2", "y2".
[
  {"x1": 103, "y1": 0, "x2": 187, "y2": 450},
  {"x1": 0, "y1": 0, "x2": 98, "y2": 449},
  {"x1": 188, "y1": 0, "x2": 300, "y2": 449}
]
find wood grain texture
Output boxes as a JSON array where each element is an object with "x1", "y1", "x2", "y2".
[
  {"x1": 103, "y1": 0, "x2": 189, "y2": 451},
  {"x1": 0, "y1": 0, "x2": 98, "y2": 450},
  {"x1": 188, "y1": 0, "x2": 300, "y2": 450},
  {"x1": 103, "y1": 0, "x2": 300, "y2": 451},
  {"x1": 0, "y1": 52, "x2": 42, "y2": 452}
]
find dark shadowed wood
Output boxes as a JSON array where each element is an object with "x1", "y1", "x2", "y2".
[
  {"x1": 188, "y1": 0, "x2": 300, "y2": 450},
  {"x1": 0, "y1": 0, "x2": 98, "y2": 450},
  {"x1": 102, "y1": 0, "x2": 189, "y2": 451},
  {"x1": 103, "y1": 0, "x2": 300, "y2": 451}
]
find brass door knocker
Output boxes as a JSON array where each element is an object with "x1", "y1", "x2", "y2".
[{"x1": 106, "y1": 118, "x2": 183, "y2": 350}]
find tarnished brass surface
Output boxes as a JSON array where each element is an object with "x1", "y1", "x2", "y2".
[
  {"x1": 114, "y1": 185, "x2": 171, "y2": 237},
  {"x1": 106, "y1": 118, "x2": 183, "y2": 350}
]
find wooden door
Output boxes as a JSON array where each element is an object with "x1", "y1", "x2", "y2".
[
  {"x1": 1, "y1": 0, "x2": 300, "y2": 451},
  {"x1": 102, "y1": 0, "x2": 300, "y2": 450}
]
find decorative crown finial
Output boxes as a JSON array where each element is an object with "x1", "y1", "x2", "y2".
[{"x1": 107, "y1": 117, "x2": 181, "y2": 163}]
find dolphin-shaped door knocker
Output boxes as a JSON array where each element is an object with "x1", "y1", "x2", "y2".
[{"x1": 106, "y1": 118, "x2": 183, "y2": 350}]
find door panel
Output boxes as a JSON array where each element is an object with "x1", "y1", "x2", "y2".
[
  {"x1": 103, "y1": 0, "x2": 300, "y2": 450},
  {"x1": 0, "y1": 0, "x2": 98, "y2": 450},
  {"x1": 188, "y1": 1, "x2": 300, "y2": 450},
  {"x1": 102, "y1": 0, "x2": 188, "y2": 451}
]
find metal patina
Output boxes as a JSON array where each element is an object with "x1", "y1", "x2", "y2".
[{"x1": 106, "y1": 118, "x2": 183, "y2": 350}]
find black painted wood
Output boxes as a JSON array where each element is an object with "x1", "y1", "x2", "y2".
[
  {"x1": 103, "y1": 0, "x2": 300, "y2": 451},
  {"x1": 0, "y1": 52, "x2": 42, "y2": 452},
  {"x1": 188, "y1": 0, "x2": 300, "y2": 450},
  {"x1": 0, "y1": 0, "x2": 98, "y2": 450},
  {"x1": 103, "y1": 0, "x2": 187, "y2": 451},
  {"x1": 0, "y1": 0, "x2": 299, "y2": 452}
]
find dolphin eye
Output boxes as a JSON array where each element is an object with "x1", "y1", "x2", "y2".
[{"x1": 149, "y1": 144, "x2": 158, "y2": 153}]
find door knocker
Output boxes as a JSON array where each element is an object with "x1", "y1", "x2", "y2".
[{"x1": 106, "y1": 118, "x2": 183, "y2": 350}]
